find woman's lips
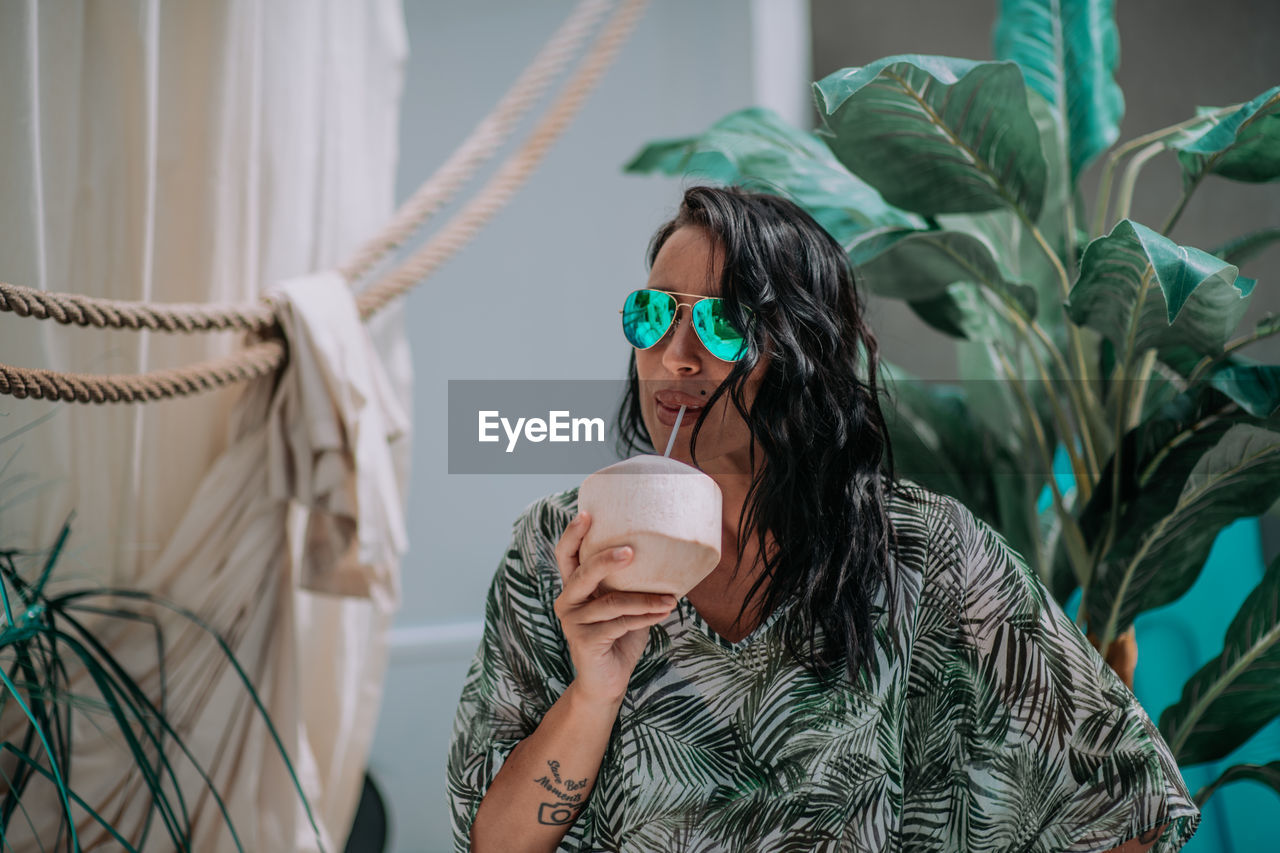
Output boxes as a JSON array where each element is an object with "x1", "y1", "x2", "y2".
[{"x1": 656, "y1": 401, "x2": 701, "y2": 427}]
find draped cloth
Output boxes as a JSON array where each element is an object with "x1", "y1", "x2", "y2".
[{"x1": 0, "y1": 2, "x2": 412, "y2": 849}]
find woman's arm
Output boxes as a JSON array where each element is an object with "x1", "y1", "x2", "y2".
[
  {"x1": 470, "y1": 682, "x2": 621, "y2": 852},
  {"x1": 470, "y1": 511, "x2": 676, "y2": 851}
]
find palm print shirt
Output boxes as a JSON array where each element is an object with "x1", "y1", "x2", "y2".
[{"x1": 447, "y1": 480, "x2": 1201, "y2": 852}]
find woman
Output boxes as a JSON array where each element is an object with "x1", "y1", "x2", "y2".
[{"x1": 447, "y1": 186, "x2": 1200, "y2": 852}]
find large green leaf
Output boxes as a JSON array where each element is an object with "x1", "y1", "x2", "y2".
[
  {"x1": 1158, "y1": 344, "x2": 1280, "y2": 419},
  {"x1": 1171, "y1": 86, "x2": 1280, "y2": 188},
  {"x1": 1085, "y1": 424, "x2": 1280, "y2": 645},
  {"x1": 1208, "y1": 362, "x2": 1280, "y2": 418},
  {"x1": 907, "y1": 282, "x2": 1007, "y2": 342},
  {"x1": 851, "y1": 229, "x2": 1038, "y2": 319},
  {"x1": 1059, "y1": 357, "x2": 1280, "y2": 603},
  {"x1": 935, "y1": 89, "x2": 1072, "y2": 330},
  {"x1": 1192, "y1": 761, "x2": 1280, "y2": 807},
  {"x1": 813, "y1": 56, "x2": 1048, "y2": 220},
  {"x1": 623, "y1": 106, "x2": 921, "y2": 246},
  {"x1": 1066, "y1": 219, "x2": 1256, "y2": 360},
  {"x1": 1158, "y1": 554, "x2": 1280, "y2": 765},
  {"x1": 993, "y1": 0, "x2": 1124, "y2": 181},
  {"x1": 1049, "y1": 383, "x2": 1247, "y2": 603}
]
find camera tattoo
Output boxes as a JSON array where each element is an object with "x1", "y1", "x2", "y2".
[
  {"x1": 534, "y1": 760, "x2": 590, "y2": 825},
  {"x1": 538, "y1": 801, "x2": 583, "y2": 826}
]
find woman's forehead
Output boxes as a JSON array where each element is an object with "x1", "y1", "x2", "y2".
[{"x1": 648, "y1": 226, "x2": 723, "y2": 295}]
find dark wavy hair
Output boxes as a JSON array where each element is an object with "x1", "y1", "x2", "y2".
[{"x1": 615, "y1": 184, "x2": 924, "y2": 684}]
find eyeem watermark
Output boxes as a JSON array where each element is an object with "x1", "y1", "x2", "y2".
[
  {"x1": 450, "y1": 380, "x2": 627, "y2": 474},
  {"x1": 450, "y1": 377, "x2": 1147, "y2": 476},
  {"x1": 479, "y1": 410, "x2": 606, "y2": 452}
]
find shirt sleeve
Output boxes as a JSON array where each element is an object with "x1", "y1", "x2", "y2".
[
  {"x1": 445, "y1": 496, "x2": 576, "y2": 852},
  {"x1": 901, "y1": 495, "x2": 1202, "y2": 853}
]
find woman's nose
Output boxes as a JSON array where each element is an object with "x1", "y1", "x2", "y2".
[{"x1": 661, "y1": 304, "x2": 703, "y2": 371}]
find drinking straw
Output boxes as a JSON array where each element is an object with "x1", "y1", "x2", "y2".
[{"x1": 662, "y1": 405, "x2": 686, "y2": 457}]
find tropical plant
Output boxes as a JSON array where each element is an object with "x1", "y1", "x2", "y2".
[
  {"x1": 0, "y1": 428, "x2": 321, "y2": 851},
  {"x1": 624, "y1": 0, "x2": 1280, "y2": 816}
]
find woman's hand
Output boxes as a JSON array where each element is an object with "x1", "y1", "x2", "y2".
[{"x1": 553, "y1": 511, "x2": 677, "y2": 706}]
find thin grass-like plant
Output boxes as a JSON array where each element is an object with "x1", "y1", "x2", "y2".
[{"x1": 0, "y1": 476, "x2": 323, "y2": 851}]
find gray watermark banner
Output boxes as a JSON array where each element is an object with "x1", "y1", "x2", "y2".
[
  {"x1": 447, "y1": 376, "x2": 1245, "y2": 476},
  {"x1": 450, "y1": 380, "x2": 630, "y2": 474}
]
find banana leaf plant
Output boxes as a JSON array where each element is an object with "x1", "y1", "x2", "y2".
[
  {"x1": 0, "y1": 430, "x2": 322, "y2": 850},
  {"x1": 624, "y1": 0, "x2": 1280, "y2": 813}
]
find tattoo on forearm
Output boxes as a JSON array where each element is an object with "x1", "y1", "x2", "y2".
[
  {"x1": 547, "y1": 760, "x2": 589, "y2": 791},
  {"x1": 537, "y1": 801, "x2": 583, "y2": 825},
  {"x1": 534, "y1": 760, "x2": 590, "y2": 825}
]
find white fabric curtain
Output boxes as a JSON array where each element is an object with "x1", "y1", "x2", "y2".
[{"x1": 0, "y1": 2, "x2": 411, "y2": 849}]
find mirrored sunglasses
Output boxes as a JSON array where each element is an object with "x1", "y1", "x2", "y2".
[{"x1": 619, "y1": 288, "x2": 752, "y2": 362}]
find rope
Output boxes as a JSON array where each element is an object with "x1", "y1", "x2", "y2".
[
  {"x1": 0, "y1": 0, "x2": 609, "y2": 337},
  {"x1": 356, "y1": 0, "x2": 648, "y2": 319},
  {"x1": 0, "y1": 0, "x2": 647, "y2": 405},
  {"x1": 0, "y1": 340, "x2": 285, "y2": 404},
  {"x1": 337, "y1": 0, "x2": 613, "y2": 284},
  {"x1": 0, "y1": 281, "x2": 278, "y2": 332}
]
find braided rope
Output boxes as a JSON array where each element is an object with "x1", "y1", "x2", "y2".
[
  {"x1": 0, "y1": 340, "x2": 285, "y2": 404},
  {"x1": 0, "y1": 0, "x2": 647, "y2": 404},
  {"x1": 0, "y1": 0, "x2": 608, "y2": 338},
  {"x1": 0, "y1": 281, "x2": 278, "y2": 332},
  {"x1": 357, "y1": 0, "x2": 648, "y2": 318}
]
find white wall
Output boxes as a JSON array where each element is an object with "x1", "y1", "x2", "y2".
[{"x1": 367, "y1": 2, "x2": 810, "y2": 849}]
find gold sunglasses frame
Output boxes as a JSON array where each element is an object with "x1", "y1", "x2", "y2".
[{"x1": 618, "y1": 289, "x2": 752, "y2": 363}]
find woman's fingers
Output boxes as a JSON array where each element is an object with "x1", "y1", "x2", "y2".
[
  {"x1": 571, "y1": 591, "x2": 678, "y2": 625},
  {"x1": 553, "y1": 511, "x2": 591, "y2": 581},
  {"x1": 553, "y1": 549, "x2": 642, "y2": 623},
  {"x1": 579, "y1": 609, "x2": 673, "y2": 644},
  {"x1": 561, "y1": 545, "x2": 634, "y2": 604}
]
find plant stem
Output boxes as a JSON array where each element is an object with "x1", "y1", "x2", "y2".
[
  {"x1": 1161, "y1": 183, "x2": 1196, "y2": 236},
  {"x1": 992, "y1": 346, "x2": 1092, "y2": 587},
  {"x1": 1127, "y1": 348, "x2": 1158, "y2": 431},
  {"x1": 1187, "y1": 321, "x2": 1280, "y2": 385},
  {"x1": 1025, "y1": 319, "x2": 1103, "y2": 487},
  {"x1": 1018, "y1": 213, "x2": 1100, "y2": 491},
  {"x1": 1114, "y1": 141, "x2": 1166, "y2": 224},
  {"x1": 928, "y1": 231, "x2": 1102, "y2": 490},
  {"x1": 1063, "y1": 184, "x2": 1078, "y2": 282},
  {"x1": 997, "y1": 303, "x2": 1097, "y2": 498},
  {"x1": 1139, "y1": 402, "x2": 1238, "y2": 489},
  {"x1": 1162, "y1": 92, "x2": 1280, "y2": 237},
  {"x1": 1094, "y1": 268, "x2": 1156, "y2": 612},
  {"x1": 1090, "y1": 104, "x2": 1241, "y2": 237},
  {"x1": 1020, "y1": 210, "x2": 1100, "y2": 442}
]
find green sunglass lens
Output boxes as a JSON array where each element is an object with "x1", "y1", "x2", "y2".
[
  {"x1": 622, "y1": 289, "x2": 675, "y2": 348},
  {"x1": 693, "y1": 299, "x2": 749, "y2": 361},
  {"x1": 622, "y1": 290, "x2": 750, "y2": 361}
]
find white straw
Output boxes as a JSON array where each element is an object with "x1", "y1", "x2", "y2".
[{"x1": 662, "y1": 405, "x2": 686, "y2": 457}]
